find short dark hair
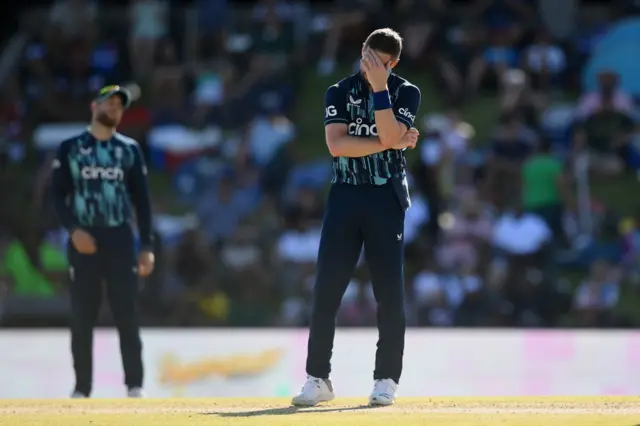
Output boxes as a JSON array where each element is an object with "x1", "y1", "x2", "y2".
[{"x1": 364, "y1": 28, "x2": 403, "y2": 59}]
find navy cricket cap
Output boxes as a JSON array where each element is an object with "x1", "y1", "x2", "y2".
[{"x1": 94, "y1": 85, "x2": 132, "y2": 108}]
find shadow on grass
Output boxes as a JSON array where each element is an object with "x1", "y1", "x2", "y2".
[{"x1": 205, "y1": 404, "x2": 379, "y2": 417}]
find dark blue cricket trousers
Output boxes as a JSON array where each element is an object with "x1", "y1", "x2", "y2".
[
  {"x1": 69, "y1": 225, "x2": 143, "y2": 395},
  {"x1": 306, "y1": 182, "x2": 406, "y2": 384}
]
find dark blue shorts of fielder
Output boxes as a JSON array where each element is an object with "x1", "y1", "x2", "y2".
[{"x1": 306, "y1": 181, "x2": 406, "y2": 384}]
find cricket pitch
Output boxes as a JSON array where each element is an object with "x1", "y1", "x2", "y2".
[{"x1": 0, "y1": 397, "x2": 639, "y2": 425}]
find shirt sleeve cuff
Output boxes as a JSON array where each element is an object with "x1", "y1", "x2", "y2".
[
  {"x1": 324, "y1": 118, "x2": 349, "y2": 125},
  {"x1": 394, "y1": 115, "x2": 413, "y2": 129}
]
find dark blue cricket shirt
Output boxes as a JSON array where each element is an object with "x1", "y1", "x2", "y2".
[
  {"x1": 50, "y1": 130, "x2": 153, "y2": 248},
  {"x1": 323, "y1": 72, "x2": 421, "y2": 187}
]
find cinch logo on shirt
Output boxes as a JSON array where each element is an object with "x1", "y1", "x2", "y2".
[
  {"x1": 398, "y1": 108, "x2": 415, "y2": 122},
  {"x1": 348, "y1": 118, "x2": 378, "y2": 136},
  {"x1": 81, "y1": 166, "x2": 124, "y2": 181}
]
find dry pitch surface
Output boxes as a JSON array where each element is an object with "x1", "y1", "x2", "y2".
[{"x1": 0, "y1": 397, "x2": 639, "y2": 425}]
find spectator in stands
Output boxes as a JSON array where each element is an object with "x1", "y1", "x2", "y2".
[
  {"x1": 521, "y1": 137, "x2": 572, "y2": 242},
  {"x1": 276, "y1": 275, "x2": 312, "y2": 326},
  {"x1": 235, "y1": 66, "x2": 296, "y2": 193},
  {"x1": 521, "y1": 27, "x2": 567, "y2": 94},
  {"x1": 19, "y1": 43, "x2": 54, "y2": 120},
  {"x1": 468, "y1": 29, "x2": 518, "y2": 94},
  {"x1": 219, "y1": 224, "x2": 264, "y2": 272},
  {"x1": 492, "y1": 202, "x2": 552, "y2": 259},
  {"x1": 151, "y1": 38, "x2": 188, "y2": 125},
  {"x1": 316, "y1": 0, "x2": 381, "y2": 75},
  {"x1": 436, "y1": 23, "x2": 484, "y2": 101},
  {"x1": 572, "y1": 260, "x2": 619, "y2": 327},
  {"x1": 437, "y1": 191, "x2": 493, "y2": 272},
  {"x1": 415, "y1": 110, "x2": 476, "y2": 241},
  {"x1": 499, "y1": 69, "x2": 545, "y2": 130},
  {"x1": 484, "y1": 113, "x2": 537, "y2": 207},
  {"x1": 393, "y1": 0, "x2": 449, "y2": 68},
  {"x1": 191, "y1": 59, "x2": 234, "y2": 128},
  {"x1": 228, "y1": 54, "x2": 293, "y2": 130},
  {"x1": 173, "y1": 229, "x2": 230, "y2": 325},
  {"x1": 573, "y1": 71, "x2": 636, "y2": 176},
  {"x1": 129, "y1": 0, "x2": 169, "y2": 78},
  {"x1": 492, "y1": 201, "x2": 552, "y2": 325},
  {"x1": 275, "y1": 206, "x2": 321, "y2": 291},
  {"x1": 48, "y1": 0, "x2": 97, "y2": 41},
  {"x1": 576, "y1": 70, "x2": 634, "y2": 119},
  {"x1": 90, "y1": 36, "x2": 123, "y2": 83},
  {"x1": 474, "y1": 0, "x2": 534, "y2": 40},
  {"x1": 196, "y1": 172, "x2": 258, "y2": 249},
  {"x1": 420, "y1": 111, "x2": 473, "y2": 191},
  {"x1": 174, "y1": 229, "x2": 213, "y2": 290},
  {"x1": 220, "y1": 225, "x2": 276, "y2": 325},
  {"x1": 195, "y1": 0, "x2": 229, "y2": 60},
  {"x1": 283, "y1": 184, "x2": 324, "y2": 223},
  {"x1": 51, "y1": 42, "x2": 104, "y2": 122},
  {"x1": 244, "y1": 194, "x2": 282, "y2": 243},
  {"x1": 412, "y1": 257, "x2": 484, "y2": 326},
  {"x1": 251, "y1": 0, "x2": 296, "y2": 69},
  {"x1": 217, "y1": 224, "x2": 274, "y2": 327},
  {"x1": 453, "y1": 262, "x2": 487, "y2": 326},
  {"x1": 412, "y1": 257, "x2": 450, "y2": 325}
]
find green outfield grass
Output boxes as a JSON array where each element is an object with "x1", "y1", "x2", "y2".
[{"x1": 0, "y1": 397, "x2": 638, "y2": 425}]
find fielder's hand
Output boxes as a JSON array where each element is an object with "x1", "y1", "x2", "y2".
[
  {"x1": 70, "y1": 229, "x2": 97, "y2": 254},
  {"x1": 138, "y1": 250, "x2": 155, "y2": 277},
  {"x1": 392, "y1": 128, "x2": 419, "y2": 150},
  {"x1": 360, "y1": 48, "x2": 389, "y2": 92}
]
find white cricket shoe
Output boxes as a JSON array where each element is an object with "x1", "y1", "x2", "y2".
[
  {"x1": 291, "y1": 376, "x2": 335, "y2": 406},
  {"x1": 70, "y1": 391, "x2": 88, "y2": 398},
  {"x1": 368, "y1": 379, "x2": 398, "y2": 406},
  {"x1": 127, "y1": 387, "x2": 145, "y2": 398}
]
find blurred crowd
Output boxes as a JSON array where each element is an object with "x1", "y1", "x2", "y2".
[{"x1": 1, "y1": 0, "x2": 640, "y2": 328}]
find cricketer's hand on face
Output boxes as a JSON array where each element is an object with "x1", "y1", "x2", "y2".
[{"x1": 360, "y1": 48, "x2": 390, "y2": 92}]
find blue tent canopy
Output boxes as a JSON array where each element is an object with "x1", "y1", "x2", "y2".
[{"x1": 582, "y1": 18, "x2": 640, "y2": 97}]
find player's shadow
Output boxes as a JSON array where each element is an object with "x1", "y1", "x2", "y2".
[{"x1": 205, "y1": 404, "x2": 377, "y2": 417}]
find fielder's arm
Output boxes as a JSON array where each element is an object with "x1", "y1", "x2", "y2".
[
  {"x1": 127, "y1": 142, "x2": 154, "y2": 251},
  {"x1": 50, "y1": 140, "x2": 79, "y2": 231},
  {"x1": 373, "y1": 84, "x2": 421, "y2": 148},
  {"x1": 324, "y1": 84, "x2": 388, "y2": 158}
]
